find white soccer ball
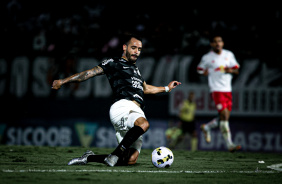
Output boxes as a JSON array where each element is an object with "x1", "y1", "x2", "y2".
[{"x1": 151, "y1": 146, "x2": 174, "y2": 168}]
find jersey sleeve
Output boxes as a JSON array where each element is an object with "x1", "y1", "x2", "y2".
[
  {"x1": 98, "y1": 58, "x2": 115, "y2": 74},
  {"x1": 229, "y1": 52, "x2": 240, "y2": 69},
  {"x1": 197, "y1": 55, "x2": 208, "y2": 74}
]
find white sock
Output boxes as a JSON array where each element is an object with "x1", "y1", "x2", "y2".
[
  {"x1": 219, "y1": 120, "x2": 233, "y2": 148},
  {"x1": 205, "y1": 118, "x2": 219, "y2": 130}
]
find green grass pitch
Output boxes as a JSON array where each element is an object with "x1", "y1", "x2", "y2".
[{"x1": 0, "y1": 145, "x2": 281, "y2": 184}]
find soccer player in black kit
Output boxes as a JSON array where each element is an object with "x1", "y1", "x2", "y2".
[{"x1": 52, "y1": 35, "x2": 181, "y2": 167}]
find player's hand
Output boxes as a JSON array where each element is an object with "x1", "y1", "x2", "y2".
[
  {"x1": 225, "y1": 67, "x2": 233, "y2": 73},
  {"x1": 52, "y1": 79, "x2": 63, "y2": 90},
  {"x1": 203, "y1": 69, "x2": 209, "y2": 76},
  {"x1": 225, "y1": 67, "x2": 239, "y2": 75},
  {"x1": 167, "y1": 81, "x2": 181, "y2": 92}
]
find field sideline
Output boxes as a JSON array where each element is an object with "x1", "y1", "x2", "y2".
[{"x1": 0, "y1": 146, "x2": 281, "y2": 183}]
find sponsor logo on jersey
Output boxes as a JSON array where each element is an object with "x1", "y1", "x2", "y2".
[
  {"x1": 214, "y1": 65, "x2": 226, "y2": 72},
  {"x1": 131, "y1": 77, "x2": 142, "y2": 83}
]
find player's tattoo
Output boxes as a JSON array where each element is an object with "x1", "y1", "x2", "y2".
[{"x1": 63, "y1": 66, "x2": 104, "y2": 83}]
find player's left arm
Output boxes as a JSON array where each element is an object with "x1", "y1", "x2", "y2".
[{"x1": 143, "y1": 81, "x2": 181, "y2": 94}]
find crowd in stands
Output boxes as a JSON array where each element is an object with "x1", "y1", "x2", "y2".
[{"x1": 1, "y1": 1, "x2": 281, "y2": 68}]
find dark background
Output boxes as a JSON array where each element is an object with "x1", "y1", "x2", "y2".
[
  {"x1": 1, "y1": 0, "x2": 281, "y2": 121},
  {"x1": 1, "y1": 1, "x2": 282, "y2": 63}
]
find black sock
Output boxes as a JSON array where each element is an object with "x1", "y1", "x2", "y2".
[
  {"x1": 111, "y1": 126, "x2": 145, "y2": 157},
  {"x1": 87, "y1": 155, "x2": 108, "y2": 163}
]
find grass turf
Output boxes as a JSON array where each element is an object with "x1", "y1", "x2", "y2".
[{"x1": 0, "y1": 145, "x2": 281, "y2": 184}]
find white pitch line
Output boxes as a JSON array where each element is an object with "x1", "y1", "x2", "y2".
[
  {"x1": 1, "y1": 169, "x2": 278, "y2": 174},
  {"x1": 267, "y1": 163, "x2": 282, "y2": 171}
]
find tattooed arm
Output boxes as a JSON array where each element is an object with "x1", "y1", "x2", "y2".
[{"x1": 52, "y1": 66, "x2": 104, "y2": 90}]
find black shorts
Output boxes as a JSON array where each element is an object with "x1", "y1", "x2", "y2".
[{"x1": 180, "y1": 120, "x2": 196, "y2": 134}]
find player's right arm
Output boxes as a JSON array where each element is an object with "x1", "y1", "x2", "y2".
[
  {"x1": 197, "y1": 68, "x2": 209, "y2": 76},
  {"x1": 197, "y1": 55, "x2": 209, "y2": 76},
  {"x1": 52, "y1": 66, "x2": 104, "y2": 90}
]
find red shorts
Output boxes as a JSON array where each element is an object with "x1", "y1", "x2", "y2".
[{"x1": 211, "y1": 92, "x2": 232, "y2": 112}]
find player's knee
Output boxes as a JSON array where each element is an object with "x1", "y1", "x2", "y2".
[
  {"x1": 135, "y1": 117, "x2": 150, "y2": 132},
  {"x1": 128, "y1": 153, "x2": 138, "y2": 165},
  {"x1": 219, "y1": 109, "x2": 229, "y2": 120},
  {"x1": 128, "y1": 157, "x2": 138, "y2": 165},
  {"x1": 141, "y1": 119, "x2": 150, "y2": 131},
  {"x1": 126, "y1": 149, "x2": 139, "y2": 165}
]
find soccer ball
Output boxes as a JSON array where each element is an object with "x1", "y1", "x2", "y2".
[{"x1": 151, "y1": 146, "x2": 174, "y2": 168}]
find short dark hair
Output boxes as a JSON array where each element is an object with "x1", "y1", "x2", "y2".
[
  {"x1": 123, "y1": 34, "x2": 143, "y2": 45},
  {"x1": 209, "y1": 33, "x2": 223, "y2": 42}
]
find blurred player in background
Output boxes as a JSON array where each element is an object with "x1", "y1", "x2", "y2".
[
  {"x1": 165, "y1": 122, "x2": 182, "y2": 149},
  {"x1": 52, "y1": 34, "x2": 181, "y2": 166},
  {"x1": 197, "y1": 34, "x2": 241, "y2": 152},
  {"x1": 178, "y1": 91, "x2": 197, "y2": 151},
  {"x1": 166, "y1": 91, "x2": 197, "y2": 151}
]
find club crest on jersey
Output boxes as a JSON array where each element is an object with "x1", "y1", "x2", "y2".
[{"x1": 134, "y1": 68, "x2": 141, "y2": 76}]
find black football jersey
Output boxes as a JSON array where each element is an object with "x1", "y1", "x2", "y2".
[{"x1": 98, "y1": 57, "x2": 145, "y2": 107}]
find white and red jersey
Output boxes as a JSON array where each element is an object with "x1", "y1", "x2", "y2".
[{"x1": 197, "y1": 49, "x2": 239, "y2": 92}]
